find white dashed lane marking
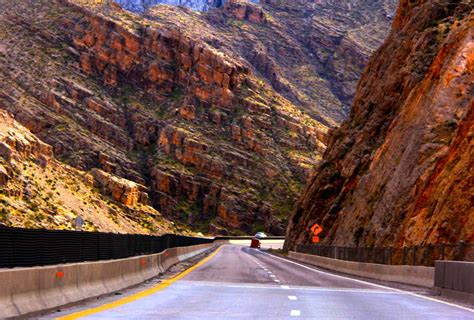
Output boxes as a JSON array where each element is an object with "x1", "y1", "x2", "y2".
[
  {"x1": 252, "y1": 256, "x2": 284, "y2": 286},
  {"x1": 290, "y1": 310, "x2": 301, "y2": 316},
  {"x1": 253, "y1": 255, "x2": 297, "y2": 316}
]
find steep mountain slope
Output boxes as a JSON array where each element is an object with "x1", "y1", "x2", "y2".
[
  {"x1": 0, "y1": 0, "x2": 395, "y2": 235},
  {"x1": 1, "y1": 0, "x2": 328, "y2": 235},
  {"x1": 285, "y1": 0, "x2": 473, "y2": 249},
  {"x1": 136, "y1": 0, "x2": 397, "y2": 126},
  {"x1": 0, "y1": 110, "x2": 180, "y2": 233}
]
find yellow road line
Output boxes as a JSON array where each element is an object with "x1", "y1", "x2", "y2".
[{"x1": 57, "y1": 246, "x2": 222, "y2": 320}]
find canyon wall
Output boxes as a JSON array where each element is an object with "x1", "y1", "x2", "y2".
[
  {"x1": 0, "y1": 110, "x2": 178, "y2": 233},
  {"x1": 286, "y1": 0, "x2": 473, "y2": 249},
  {"x1": 0, "y1": 0, "x2": 395, "y2": 235},
  {"x1": 145, "y1": 0, "x2": 397, "y2": 126},
  {"x1": 1, "y1": 0, "x2": 328, "y2": 234}
]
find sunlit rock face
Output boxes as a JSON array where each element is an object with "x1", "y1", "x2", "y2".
[
  {"x1": 1, "y1": 0, "x2": 395, "y2": 235},
  {"x1": 285, "y1": 0, "x2": 473, "y2": 249},
  {"x1": 115, "y1": 0, "x2": 259, "y2": 12}
]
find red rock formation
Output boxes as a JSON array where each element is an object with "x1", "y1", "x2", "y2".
[
  {"x1": 2, "y1": 0, "x2": 389, "y2": 235},
  {"x1": 0, "y1": 110, "x2": 53, "y2": 165},
  {"x1": 285, "y1": 1, "x2": 473, "y2": 249},
  {"x1": 67, "y1": 1, "x2": 248, "y2": 108},
  {"x1": 91, "y1": 169, "x2": 149, "y2": 206},
  {"x1": 220, "y1": 0, "x2": 267, "y2": 24},
  {"x1": 0, "y1": 109, "x2": 177, "y2": 233}
]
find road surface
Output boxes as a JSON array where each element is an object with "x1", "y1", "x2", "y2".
[{"x1": 55, "y1": 244, "x2": 474, "y2": 319}]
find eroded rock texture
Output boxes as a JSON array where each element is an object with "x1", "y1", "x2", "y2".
[
  {"x1": 286, "y1": 0, "x2": 473, "y2": 249},
  {"x1": 1, "y1": 0, "x2": 333, "y2": 234},
  {"x1": 146, "y1": 0, "x2": 397, "y2": 126},
  {"x1": 0, "y1": 0, "x2": 394, "y2": 235},
  {"x1": 0, "y1": 110, "x2": 178, "y2": 233}
]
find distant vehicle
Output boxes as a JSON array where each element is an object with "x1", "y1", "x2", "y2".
[
  {"x1": 254, "y1": 232, "x2": 267, "y2": 239},
  {"x1": 250, "y1": 238, "x2": 260, "y2": 248}
]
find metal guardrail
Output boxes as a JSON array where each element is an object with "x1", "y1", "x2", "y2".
[
  {"x1": 0, "y1": 226, "x2": 213, "y2": 268},
  {"x1": 295, "y1": 242, "x2": 474, "y2": 267},
  {"x1": 0, "y1": 226, "x2": 284, "y2": 268},
  {"x1": 214, "y1": 236, "x2": 285, "y2": 240}
]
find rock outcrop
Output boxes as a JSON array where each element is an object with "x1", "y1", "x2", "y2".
[
  {"x1": 0, "y1": 116, "x2": 52, "y2": 166},
  {"x1": 91, "y1": 169, "x2": 149, "y2": 206},
  {"x1": 149, "y1": 0, "x2": 397, "y2": 126},
  {"x1": 285, "y1": 0, "x2": 473, "y2": 249},
  {"x1": 0, "y1": 0, "x2": 395, "y2": 235},
  {"x1": 220, "y1": 0, "x2": 267, "y2": 24},
  {"x1": 70, "y1": 4, "x2": 246, "y2": 107},
  {"x1": 0, "y1": 110, "x2": 178, "y2": 234},
  {"x1": 1, "y1": 0, "x2": 333, "y2": 235}
]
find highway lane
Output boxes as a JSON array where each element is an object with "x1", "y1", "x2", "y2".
[{"x1": 56, "y1": 244, "x2": 474, "y2": 319}]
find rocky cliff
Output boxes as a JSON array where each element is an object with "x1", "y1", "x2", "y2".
[
  {"x1": 285, "y1": 0, "x2": 473, "y2": 249},
  {"x1": 144, "y1": 0, "x2": 397, "y2": 126},
  {"x1": 0, "y1": 109, "x2": 180, "y2": 233},
  {"x1": 1, "y1": 0, "x2": 328, "y2": 235},
  {"x1": 0, "y1": 0, "x2": 394, "y2": 235}
]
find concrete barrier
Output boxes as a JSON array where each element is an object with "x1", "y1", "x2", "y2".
[
  {"x1": 434, "y1": 261, "x2": 474, "y2": 304},
  {"x1": 289, "y1": 251, "x2": 434, "y2": 288},
  {"x1": 0, "y1": 243, "x2": 214, "y2": 319}
]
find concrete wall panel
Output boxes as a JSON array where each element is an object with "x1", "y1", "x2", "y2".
[
  {"x1": 435, "y1": 261, "x2": 474, "y2": 294},
  {"x1": 289, "y1": 251, "x2": 434, "y2": 288},
  {"x1": 0, "y1": 243, "x2": 214, "y2": 318},
  {"x1": 434, "y1": 261, "x2": 445, "y2": 287}
]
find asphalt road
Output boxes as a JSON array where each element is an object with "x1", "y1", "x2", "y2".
[{"x1": 55, "y1": 244, "x2": 474, "y2": 319}]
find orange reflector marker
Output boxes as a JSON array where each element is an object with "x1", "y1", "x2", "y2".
[{"x1": 56, "y1": 271, "x2": 65, "y2": 279}]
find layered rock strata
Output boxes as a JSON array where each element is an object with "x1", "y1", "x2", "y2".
[
  {"x1": 286, "y1": 0, "x2": 473, "y2": 249},
  {"x1": 0, "y1": 110, "x2": 178, "y2": 234},
  {"x1": 1, "y1": 0, "x2": 332, "y2": 234}
]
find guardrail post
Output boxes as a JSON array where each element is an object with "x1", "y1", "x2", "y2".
[
  {"x1": 97, "y1": 233, "x2": 101, "y2": 260},
  {"x1": 80, "y1": 232, "x2": 84, "y2": 262},
  {"x1": 8, "y1": 228, "x2": 13, "y2": 268},
  {"x1": 424, "y1": 245, "x2": 430, "y2": 266},
  {"x1": 413, "y1": 246, "x2": 417, "y2": 266},
  {"x1": 457, "y1": 241, "x2": 465, "y2": 261}
]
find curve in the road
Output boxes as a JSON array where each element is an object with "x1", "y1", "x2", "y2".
[{"x1": 55, "y1": 245, "x2": 474, "y2": 320}]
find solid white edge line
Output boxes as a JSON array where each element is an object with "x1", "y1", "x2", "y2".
[
  {"x1": 281, "y1": 285, "x2": 290, "y2": 289},
  {"x1": 288, "y1": 296, "x2": 297, "y2": 300},
  {"x1": 259, "y1": 251, "x2": 474, "y2": 313}
]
